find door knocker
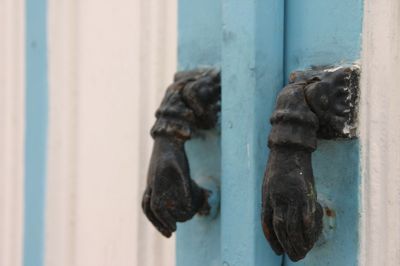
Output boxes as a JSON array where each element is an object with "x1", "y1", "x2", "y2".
[
  {"x1": 261, "y1": 65, "x2": 360, "y2": 261},
  {"x1": 142, "y1": 68, "x2": 220, "y2": 237}
]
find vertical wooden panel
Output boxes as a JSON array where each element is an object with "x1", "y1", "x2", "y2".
[
  {"x1": 46, "y1": 1, "x2": 176, "y2": 265},
  {"x1": 176, "y1": 1, "x2": 222, "y2": 266},
  {"x1": 46, "y1": 1, "x2": 80, "y2": 265},
  {"x1": 137, "y1": 0, "x2": 177, "y2": 265},
  {"x1": 284, "y1": 0, "x2": 363, "y2": 265},
  {"x1": 221, "y1": 0, "x2": 284, "y2": 265},
  {"x1": 360, "y1": 0, "x2": 400, "y2": 265},
  {"x1": 24, "y1": 0, "x2": 48, "y2": 265},
  {"x1": 0, "y1": 0, "x2": 25, "y2": 265}
]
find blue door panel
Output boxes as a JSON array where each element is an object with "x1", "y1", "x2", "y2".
[
  {"x1": 177, "y1": 0, "x2": 363, "y2": 265},
  {"x1": 176, "y1": 1, "x2": 222, "y2": 266},
  {"x1": 221, "y1": 0, "x2": 284, "y2": 265},
  {"x1": 284, "y1": 1, "x2": 363, "y2": 265}
]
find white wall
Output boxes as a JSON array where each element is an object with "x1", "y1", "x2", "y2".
[
  {"x1": 360, "y1": 0, "x2": 400, "y2": 265},
  {"x1": 0, "y1": 1, "x2": 25, "y2": 266},
  {"x1": 46, "y1": 1, "x2": 177, "y2": 265}
]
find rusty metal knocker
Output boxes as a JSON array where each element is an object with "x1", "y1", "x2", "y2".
[
  {"x1": 142, "y1": 68, "x2": 220, "y2": 237},
  {"x1": 261, "y1": 65, "x2": 360, "y2": 261}
]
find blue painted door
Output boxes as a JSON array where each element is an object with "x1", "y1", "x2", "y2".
[{"x1": 177, "y1": 0, "x2": 363, "y2": 265}]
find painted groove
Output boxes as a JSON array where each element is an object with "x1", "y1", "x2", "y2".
[{"x1": 24, "y1": 0, "x2": 48, "y2": 266}]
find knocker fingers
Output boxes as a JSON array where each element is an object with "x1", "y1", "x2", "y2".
[
  {"x1": 302, "y1": 201, "x2": 323, "y2": 249},
  {"x1": 285, "y1": 206, "x2": 310, "y2": 261},
  {"x1": 142, "y1": 188, "x2": 173, "y2": 237},
  {"x1": 261, "y1": 201, "x2": 284, "y2": 255},
  {"x1": 151, "y1": 201, "x2": 177, "y2": 236},
  {"x1": 272, "y1": 207, "x2": 301, "y2": 260}
]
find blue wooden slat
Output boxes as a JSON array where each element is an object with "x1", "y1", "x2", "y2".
[
  {"x1": 178, "y1": 0, "x2": 222, "y2": 70},
  {"x1": 24, "y1": 0, "x2": 48, "y2": 266},
  {"x1": 176, "y1": 1, "x2": 222, "y2": 266},
  {"x1": 221, "y1": 0, "x2": 284, "y2": 265},
  {"x1": 284, "y1": 0, "x2": 363, "y2": 265}
]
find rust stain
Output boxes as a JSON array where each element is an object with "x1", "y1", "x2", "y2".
[{"x1": 325, "y1": 207, "x2": 336, "y2": 218}]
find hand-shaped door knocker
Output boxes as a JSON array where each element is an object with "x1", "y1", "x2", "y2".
[
  {"x1": 262, "y1": 65, "x2": 359, "y2": 261},
  {"x1": 142, "y1": 69, "x2": 220, "y2": 237}
]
